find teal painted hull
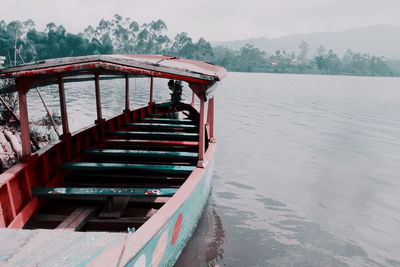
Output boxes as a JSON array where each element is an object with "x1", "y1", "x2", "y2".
[{"x1": 126, "y1": 159, "x2": 215, "y2": 267}]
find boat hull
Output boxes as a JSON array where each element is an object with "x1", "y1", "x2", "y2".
[{"x1": 125, "y1": 157, "x2": 214, "y2": 267}]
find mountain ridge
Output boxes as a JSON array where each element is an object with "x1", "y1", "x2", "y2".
[{"x1": 212, "y1": 25, "x2": 400, "y2": 59}]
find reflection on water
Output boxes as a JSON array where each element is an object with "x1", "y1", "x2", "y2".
[
  {"x1": 175, "y1": 195, "x2": 225, "y2": 267},
  {"x1": 26, "y1": 73, "x2": 400, "y2": 266}
]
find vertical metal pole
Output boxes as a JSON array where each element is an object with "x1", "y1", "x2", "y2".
[
  {"x1": 149, "y1": 77, "x2": 154, "y2": 104},
  {"x1": 94, "y1": 73, "x2": 102, "y2": 122},
  {"x1": 191, "y1": 92, "x2": 195, "y2": 106},
  {"x1": 207, "y1": 97, "x2": 215, "y2": 142},
  {"x1": 57, "y1": 75, "x2": 70, "y2": 137},
  {"x1": 17, "y1": 80, "x2": 31, "y2": 158},
  {"x1": 124, "y1": 73, "x2": 130, "y2": 111},
  {"x1": 197, "y1": 97, "x2": 206, "y2": 168}
]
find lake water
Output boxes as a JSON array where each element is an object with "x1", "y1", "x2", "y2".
[{"x1": 27, "y1": 72, "x2": 400, "y2": 266}]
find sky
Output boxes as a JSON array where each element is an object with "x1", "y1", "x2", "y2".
[{"x1": 1, "y1": 0, "x2": 400, "y2": 41}]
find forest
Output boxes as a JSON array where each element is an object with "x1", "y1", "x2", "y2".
[{"x1": 1, "y1": 14, "x2": 398, "y2": 77}]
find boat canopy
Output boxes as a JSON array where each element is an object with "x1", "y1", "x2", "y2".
[{"x1": 0, "y1": 54, "x2": 227, "y2": 97}]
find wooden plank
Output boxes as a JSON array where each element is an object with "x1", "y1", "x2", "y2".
[
  {"x1": 98, "y1": 196, "x2": 130, "y2": 218},
  {"x1": 139, "y1": 118, "x2": 195, "y2": 124},
  {"x1": 60, "y1": 162, "x2": 195, "y2": 174},
  {"x1": 109, "y1": 131, "x2": 199, "y2": 141},
  {"x1": 56, "y1": 207, "x2": 95, "y2": 230},
  {"x1": 83, "y1": 149, "x2": 198, "y2": 159},
  {"x1": 32, "y1": 187, "x2": 178, "y2": 197},
  {"x1": 104, "y1": 139, "x2": 198, "y2": 147},
  {"x1": 125, "y1": 123, "x2": 198, "y2": 130}
]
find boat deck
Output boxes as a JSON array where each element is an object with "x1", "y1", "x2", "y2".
[
  {"x1": 24, "y1": 114, "x2": 199, "y2": 233},
  {"x1": 0, "y1": 228, "x2": 126, "y2": 266}
]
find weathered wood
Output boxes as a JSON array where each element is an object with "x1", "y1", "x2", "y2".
[
  {"x1": 60, "y1": 162, "x2": 195, "y2": 174},
  {"x1": 149, "y1": 77, "x2": 154, "y2": 104},
  {"x1": 138, "y1": 118, "x2": 195, "y2": 124},
  {"x1": 0, "y1": 55, "x2": 219, "y2": 83},
  {"x1": 197, "y1": 97, "x2": 206, "y2": 167},
  {"x1": 207, "y1": 97, "x2": 215, "y2": 141},
  {"x1": 58, "y1": 75, "x2": 70, "y2": 136},
  {"x1": 83, "y1": 149, "x2": 198, "y2": 160},
  {"x1": 110, "y1": 131, "x2": 199, "y2": 141},
  {"x1": 125, "y1": 122, "x2": 198, "y2": 130},
  {"x1": 17, "y1": 79, "x2": 31, "y2": 158},
  {"x1": 32, "y1": 186, "x2": 178, "y2": 197},
  {"x1": 104, "y1": 139, "x2": 199, "y2": 149},
  {"x1": 56, "y1": 207, "x2": 95, "y2": 230},
  {"x1": 125, "y1": 73, "x2": 130, "y2": 111},
  {"x1": 94, "y1": 73, "x2": 102, "y2": 121}
]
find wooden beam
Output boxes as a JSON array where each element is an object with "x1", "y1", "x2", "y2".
[
  {"x1": 207, "y1": 97, "x2": 215, "y2": 142},
  {"x1": 56, "y1": 207, "x2": 95, "y2": 230},
  {"x1": 58, "y1": 75, "x2": 70, "y2": 137},
  {"x1": 94, "y1": 73, "x2": 102, "y2": 122},
  {"x1": 17, "y1": 78, "x2": 32, "y2": 158},
  {"x1": 124, "y1": 73, "x2": 130, "y2": 111},
  {"x1": 197, "y1": 97, "x2": 206, "y2": 168},
  {"x1": 149, "y1": 77, "x2": 154, "y2": 104}
]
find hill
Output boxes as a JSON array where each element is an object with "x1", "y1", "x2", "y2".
[{"x1": 212, "y1": 25, "x2": 400, "y2": 59}]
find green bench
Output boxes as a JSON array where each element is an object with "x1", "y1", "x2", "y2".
[
  {"x1": 60, "y1": 162, "x2": 195, "y2": 175},
  {"x1": 109, "y1": 131, "x2": 199, "y2": 141},
  {"x1": 139, "y1": 118, "x2": 195, "y2": 125},
  {"x1": 125, "y1": 123, "x2": 198, "y2": 130},
  {"x1": 32, "y1": 187, "x2": 178, "y2": 197},
  {"x1": 83, "y1": 149, "x2": 198, "y2": 160}
]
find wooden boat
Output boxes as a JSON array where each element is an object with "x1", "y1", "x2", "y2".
[{"x1": 0, "y1": 55, "x2": 226, "y2": 266}]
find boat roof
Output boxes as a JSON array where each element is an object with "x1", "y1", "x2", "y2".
[{"x1": 0, "y1": 54, "x2": 227, "y2": 93}]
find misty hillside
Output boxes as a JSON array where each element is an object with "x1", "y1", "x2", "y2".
[{"x1": 212, "y1": 25, "x2": 400, "y2": 59}]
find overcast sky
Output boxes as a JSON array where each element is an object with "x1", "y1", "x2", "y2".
[{"x1": 1, "y1": 0, "x2": 400, "y2": 41}]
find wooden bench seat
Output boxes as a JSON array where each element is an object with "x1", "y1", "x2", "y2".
[
  {"x1": 32, "y1": 187, "x2": 178, "y2": 197},
  {"x1": 83, "y1": 149, "x2": 198, "y2": 160},
  {"x1": 109, "y1": 131, "x2": 199, "y2": 141},
  {"x1": 60, "y1": 162, "x2": 195, "y2": 174},
  {"x1": 139, "y1": 118, "x2": 195, "y2": 125},
  {"x1": 125, "y1": 122, "x2": 198, "y2": 130}
]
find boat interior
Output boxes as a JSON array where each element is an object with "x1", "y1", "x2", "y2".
[{"x1": 23, "y1": 102, "x2": 207, "y2": 233}]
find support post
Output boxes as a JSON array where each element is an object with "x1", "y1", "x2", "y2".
[
  {"x1": 207, "y1": 97, "x2": 215, "y2": 142},
  {"x1": 191, "y1": 91, "x2": 195, "y2": 106},
  {"x1": 17, "y1": 78, "x2": 32, "y2": 159},
  {"x1": 197, "y1": 97, "x2": 207, "y2": 168},
  {"x1": 94, "y1": 73, "x2": 102, "y2": 122},
  {"x1": 58, "y1": 75, "x2": 70, "y2": 138},
  {"x1": 149, "y1": 77, "x2": 154, "y2": 104},
  {"x1": 124, "y1": 73, "x2": 130, "y2": 112}
]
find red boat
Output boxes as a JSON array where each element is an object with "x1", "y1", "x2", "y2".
[{"x1": 0, "y1": 55, "x2": 226, "y2": 266}]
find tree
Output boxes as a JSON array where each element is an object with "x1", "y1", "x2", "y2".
[{"x1": 297, "y1": 40, "x2": 309, "y2": 63}]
